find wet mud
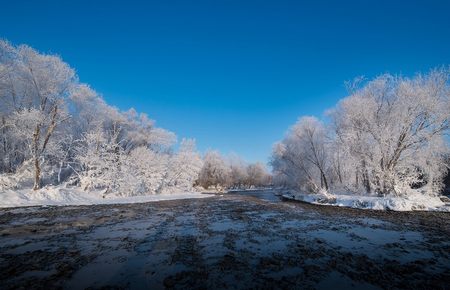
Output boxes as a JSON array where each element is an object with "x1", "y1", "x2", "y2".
[{"x1": 0, "y1": 191, "x2": 449, "y2": 289}]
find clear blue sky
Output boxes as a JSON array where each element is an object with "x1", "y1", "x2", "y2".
[{"x1": 1, "y1": 0, "x2": 449, "y2": 163}]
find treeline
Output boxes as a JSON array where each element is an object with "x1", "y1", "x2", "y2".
[
  {"x1": 0, "y1": 40, "x2": 269, "y2": 195},
  {"x1": 271, "y1": 70, "x2": 450, "y2": 196},
  {"x1": 197, "y1": 151, "x2": 271, "y2": 190}
]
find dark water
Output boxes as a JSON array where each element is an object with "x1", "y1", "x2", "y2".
[
  {"x1": 227, "y1": 189, "x2": 282, "y2": 202},
  {"x1": 1, "y1": 193, "x2": 449, "y2": 289}
]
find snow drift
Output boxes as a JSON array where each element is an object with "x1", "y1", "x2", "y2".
[
  {"x1": 281, "y1": 190, "x2": 450, "y2": 212},
  {"x1": 0, "y1": 186, "x2": 213, "y2": 208}
]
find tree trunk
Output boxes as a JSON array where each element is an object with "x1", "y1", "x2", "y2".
[
  {"x1": 33, "y1": 156, "x2": 41, "y2": 190},
  {"x1": 320, "y1": 170, "x2": 329, "y2": 191},
  {"x1": 58, "y1": 161, "x2": 63, "y2": 184},
  {"x1": 362, "y1": 161, "x2": 370, "y2": 193},
  {"x1": 32, "y1": 124, "x2": 41, "y2": 190},
  {"x1": 32, "y1": 106, "x2": 58, "y2": 190}
]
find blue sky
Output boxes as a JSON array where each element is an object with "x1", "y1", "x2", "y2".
[{"x1": 1, "y1": 0, "x2": 449, "y2": 163}]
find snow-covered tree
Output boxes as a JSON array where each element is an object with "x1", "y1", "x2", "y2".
[
  {"x1": 128, "y1": 146, "x2": 170, "y2": 194},
  {"x1": 271, "y1": 117, "x2": 330, "y2": 193},
  {"x1": 198, "y1": 150, "x2": 230, "y2": 189},
  {"x1": 0, "y1": 39, "x2": 202, "y2": 196},
  {"x1": 228, "y1": 154, "x2": 248, "y2": 188},
  {"x1": 246, "y1": 162, "x2": 271, "y2": 188},
  {"x1": 331, "y1": 70, "x2": 450, "y2": 195},
  {"x1": 273, "y1": 69, "x2": 450, "y2": 197},
  {"x1": 77, "y1": 126, "x2": 131, "y2": 195},
  {"x1": 0, "y1": 40, "x2": 76, "y2": 189},
  {"x1": 161, "y1": 139, "x2": 203, "y2": 192}
]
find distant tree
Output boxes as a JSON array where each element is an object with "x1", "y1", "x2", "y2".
[
  {"x1": 228, "y1": 154, "x2": 248, "y2": 188},
  {"x1": 246, "y1": 162, "x2": 270, "y2": 188},
  {"x1": 160, "y1": 139, "x2": 203, "y2": 193},
  {"x1": 198, "y1": 150, "x2": 230, "y2": 189},
  {"x1": 271, "y1": 117, "x2": 330, "y2": 193}
]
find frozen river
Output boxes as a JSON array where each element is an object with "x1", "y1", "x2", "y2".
[{"x1": 0, "y1": 190, "x2": 449, "y2": 289}]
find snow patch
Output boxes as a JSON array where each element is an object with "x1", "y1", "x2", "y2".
[
  {"x1": 281, "y1": 191, "x2": 450, "y2": 212},
  {"x1": 0, "y1": 186, "x2": 213, "y2": 208}
]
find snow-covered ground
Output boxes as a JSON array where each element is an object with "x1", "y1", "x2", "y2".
[
  {"x1": 2, "y1": 185, "x2": 449, "y2": 212},
  {"x1": 280, "y1": 191, "x2": 450, "y2": 212},
  {"x1": 0, "y1": 186, "x2": 213, "y2": 208}
]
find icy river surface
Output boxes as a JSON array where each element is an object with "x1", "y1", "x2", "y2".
[{"x1": 0, "y1": 190, "x2": 449, "y2": 289}]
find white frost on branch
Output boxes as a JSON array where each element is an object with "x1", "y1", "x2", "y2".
[{"x1": 272, "y1": 69, "x2": 450, "y2": 198}]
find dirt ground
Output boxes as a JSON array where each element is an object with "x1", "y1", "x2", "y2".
[{"x1": 0, "y1": 191, "x2": 449, "y2": 289}]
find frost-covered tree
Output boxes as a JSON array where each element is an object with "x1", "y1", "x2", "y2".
[
  {"x1": 0, "y1": 39, "x2": 203, "y2": 195},
  {"x1": 161, "y1": 139, "x2": 203, "y2": 192},
  {"x1": 331, "y1": 70, "x2": 450, "y2": 195},
  {"x1": 272, "y1": 69, "x2": 450, "y2": 197},
  {"x1": 76, "y1": 116, "x2": 178, "y2": 196},
  {"x1": 198, "y1": 152, "x2": 271, "y2": 190},
  {"x1": 121, "y1": 108, "x2": 176, "y2": 154},
  {"x1": 271, "y1": 117, "x2": 330, "y2": 193},
  {"x1": 246, "y1": 162, "x2": 271, "y2": 188},
  {"x1": 198, "y1": 150, "x2": 230, "y2": 189},
  {"x1": 228, "y1": 154, "x2": 248, "y2": 188},
  {"x1": 0, "y1": 40, "x2": 76, "y2": 189},
  {"x1": 77, "y1": 126, "x2": 131, "y2": 195},
  {"x1": 128, "y1": 146, "x2": 169, "y2": 194}
]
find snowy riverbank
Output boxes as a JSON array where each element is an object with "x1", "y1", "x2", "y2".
[
  {"x1": 0, "y1": 187, "x2": 213, "y2": 208},
  {"x1": 280, "y1": 191, "x2": 450, "y2": 212}
]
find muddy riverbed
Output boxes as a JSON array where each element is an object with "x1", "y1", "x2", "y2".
[{"x1": 0, "y1": 190, "x2": 449, "y2": 289}]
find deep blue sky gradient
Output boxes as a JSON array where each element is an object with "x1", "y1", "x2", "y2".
[{"x1": 1, "y1": 0, "x2": 449, "y2": 163}]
